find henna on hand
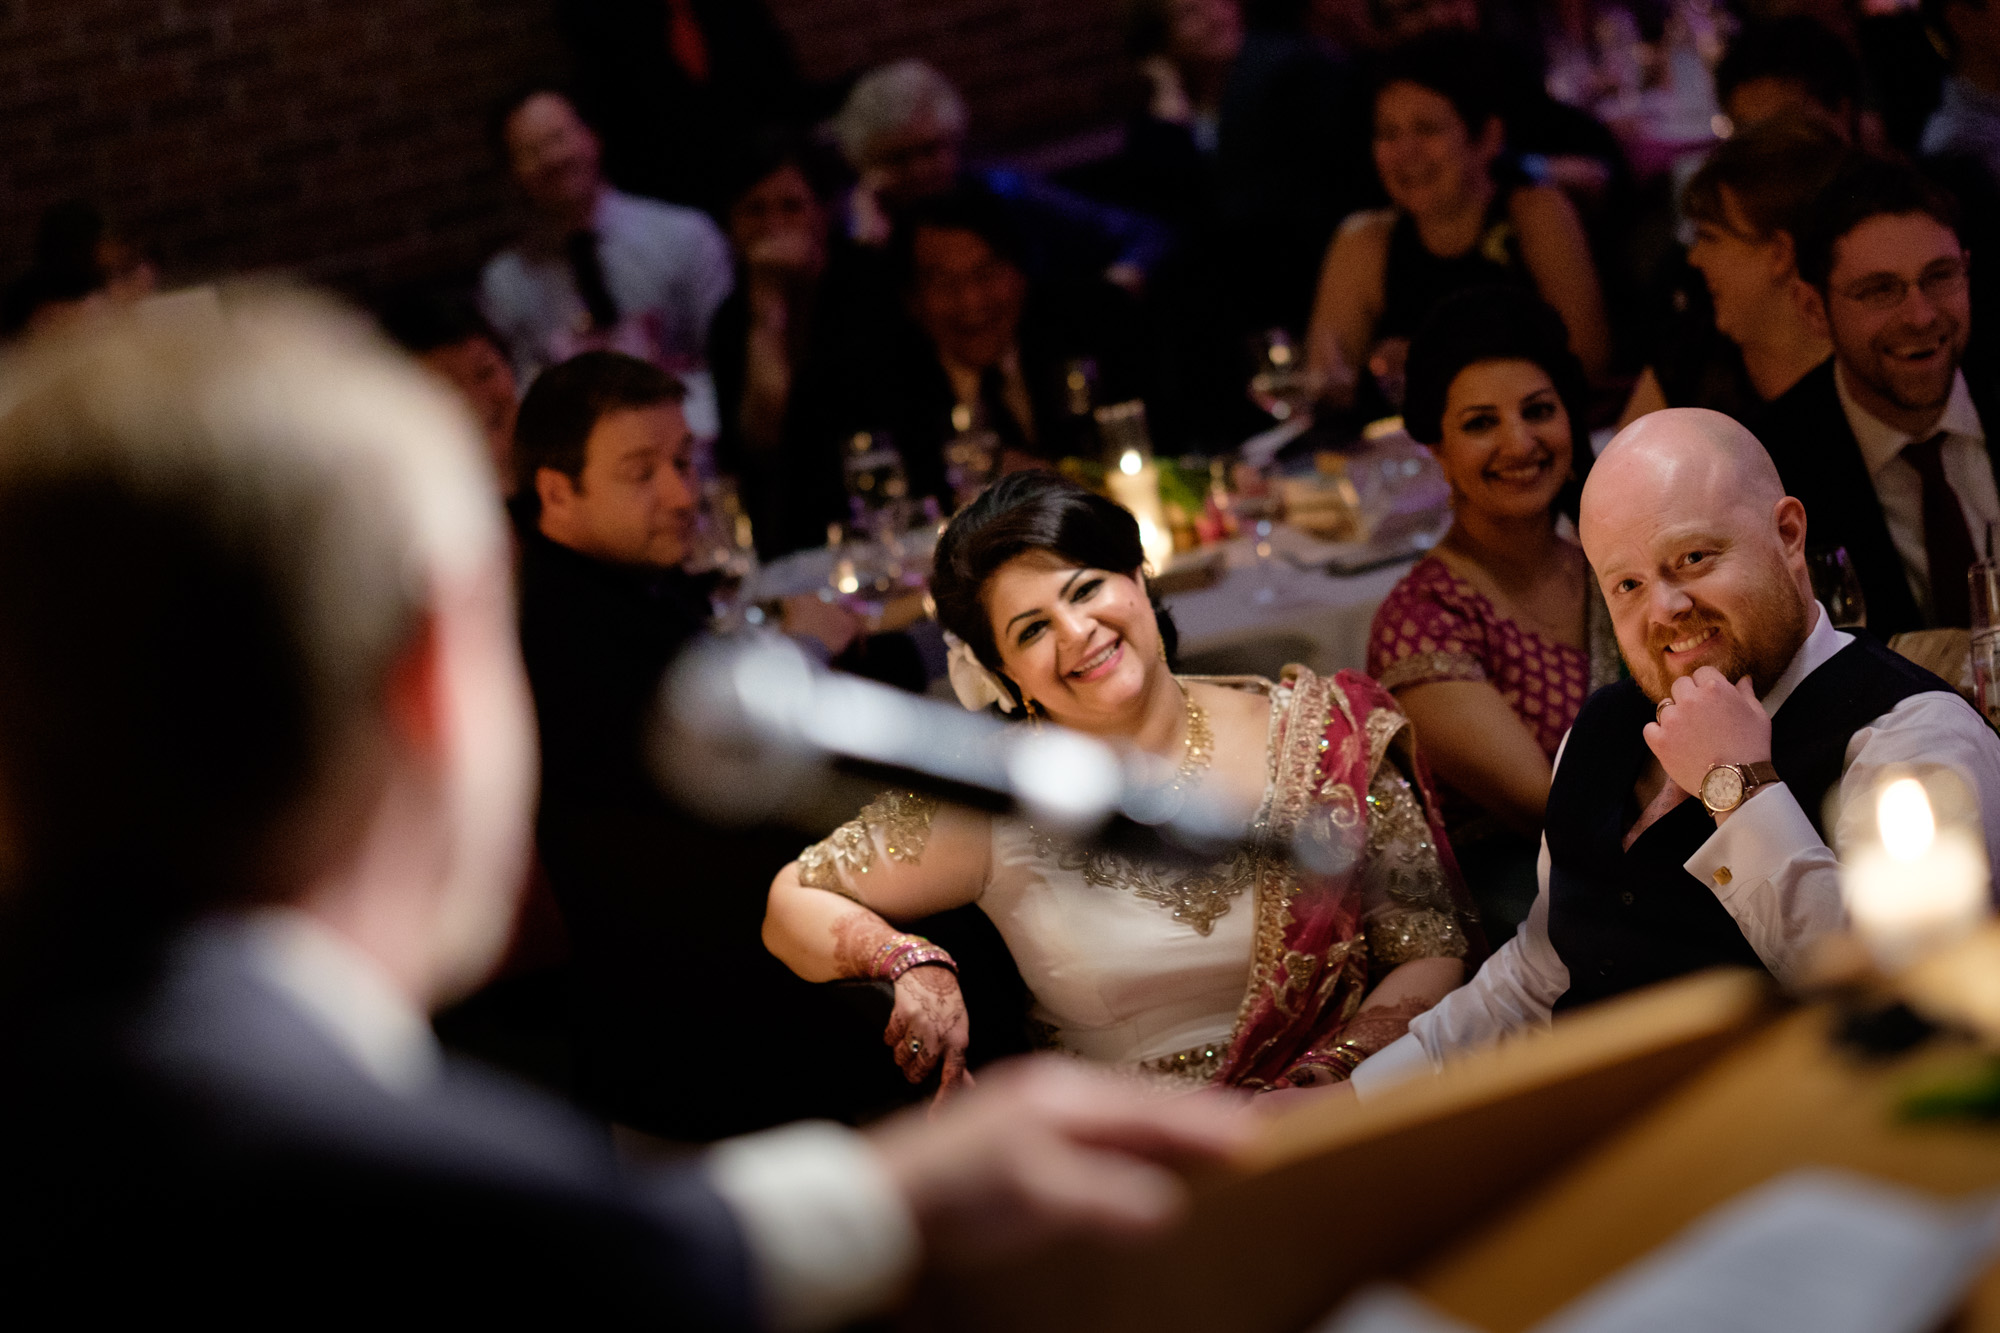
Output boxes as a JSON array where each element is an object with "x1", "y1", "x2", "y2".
[
  {"x1": 888, "y1": 964, "x2": 969, "y2": 1085},
  {"x1": 1332, "y1": 996, "x2": 1433, "y2": 1058}
]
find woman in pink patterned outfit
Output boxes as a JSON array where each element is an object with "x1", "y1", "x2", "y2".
[{"x1": 1368, "y1": 287, "x2": 1622, "y2": 940}]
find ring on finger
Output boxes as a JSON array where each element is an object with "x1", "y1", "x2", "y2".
[
  {"x1": 1656, "y1": 697, "x2": 1676, "y2": 723},
  {"x1": 909, "y1": 1037, "x2": 923, "y2": 1054}
]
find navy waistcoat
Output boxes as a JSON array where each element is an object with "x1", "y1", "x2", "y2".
[{"x1": 1545, "y1": 635, "x2": 1951, "y2": 1012}]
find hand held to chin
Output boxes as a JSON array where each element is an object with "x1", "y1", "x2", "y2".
[{"x1": 1642, "y1": 667, "x2": 1772, "y2": 803}]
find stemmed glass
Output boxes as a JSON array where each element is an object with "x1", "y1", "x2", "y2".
[
  {"x1": 1806, "y1": 546, "x2": 1867, "y2": 629},
  {"x1": 1248, "y1": 329, "x2": 1315, "y2": 423}
]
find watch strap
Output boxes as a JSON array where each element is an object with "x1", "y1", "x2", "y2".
[{"x1": 1740, "y1": 761, "x2": 1780, "y2": 791}]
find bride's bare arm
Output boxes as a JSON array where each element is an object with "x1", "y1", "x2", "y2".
[{"x1": 764, "y1": 791, "x2": 992, "y2": 1093}]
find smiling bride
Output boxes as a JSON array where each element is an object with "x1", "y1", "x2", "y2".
[{"x1": 762, "y1": 472, "x2": 1482, "y2": 1097}]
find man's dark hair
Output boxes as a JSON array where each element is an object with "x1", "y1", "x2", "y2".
[
  {"x1": 1795, "y1": 156, "x2": 1964, "y2": 291},
  {"x1": 930, "y1": 471, "x2": 1176, "y2": 712},
  {"x1": 375, "y1": 286, "x2": 503, "y2": 358},
  {"x1": 514, "y1": 352, "x2": 684, "y2": 487},
  {"x1": 1683, "y1": 114, "x2": 1853, "y2": 242},
  {"x1": 889, "y1": 186, "x2": 1029, "y2": 289},
  {"x1": 1370, "y1": 32, "x2": 1504, "y2": 141},
  {"x1": 1714, "y1": 18, "x2": 1863, "y2": 123}
]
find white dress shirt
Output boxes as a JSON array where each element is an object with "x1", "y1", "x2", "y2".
[
  {"x1": 1353, "y1": 605, "x2": 2000, "y2": 1097},
  {"x1": 480, "y1": 188, "x2": 735, "y2": 383},
  {"x1": 238, "y1": 909, "x2": 917, "y2": 1332},
  {"x1": 1834, "y1": 362, "x2": 1998, "y2": 614}
]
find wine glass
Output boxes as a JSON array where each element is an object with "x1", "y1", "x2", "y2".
[
  {"x1": 1807, "y1": 546, "x2": 1867, "y2": 629},
  {"x1": 1248, "y1": 329, "x2": 1314, "y2": 422}
]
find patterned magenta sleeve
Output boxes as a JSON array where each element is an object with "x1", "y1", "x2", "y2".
[{"x1": 1366, "y1": 557, "x2": 1489, "y2": 693}]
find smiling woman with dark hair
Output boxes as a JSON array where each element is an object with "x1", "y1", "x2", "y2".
[
  {"x1": 763, "y1": 471, "x2": 1482, "y2": 1099},
  {"x1": 1369, "y1": 287, "x2": 1623, "y2": 941}
]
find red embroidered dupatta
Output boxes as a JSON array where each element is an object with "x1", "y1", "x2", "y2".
[{"x1": 1214, "y1": 666, "x2": 1480, "y2": 1088}]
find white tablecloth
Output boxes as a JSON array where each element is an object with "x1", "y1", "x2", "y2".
[{"x1": 1164, "y1": 537, "x2": 1415, "y2": 679}]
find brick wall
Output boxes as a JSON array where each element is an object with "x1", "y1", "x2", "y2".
[
  {"x1": 768, "y1": 0, "x2": 1130, "y2": 154},
  {"x1": 0, "y1": 0, "x2": 1129, "y2": 293}
]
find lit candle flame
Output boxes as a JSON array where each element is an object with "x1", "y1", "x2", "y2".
[
  {"x1": 1879, "y1": 777, "x2": 1937, "y2": 863},
  {"x1": 1119, "y1": 449, "x2": 1143, "y2": 476}
]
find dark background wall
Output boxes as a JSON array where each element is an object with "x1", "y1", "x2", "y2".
[{"x1": 0, "y1": 0, "x2": 1129, "y2": 293}]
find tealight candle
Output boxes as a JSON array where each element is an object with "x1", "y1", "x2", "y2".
[
  {"x1": 1103, "y1": 447, "x2": 1176, "y2": 573},
  {"x1": 1842, "y1": 774, "x2": 1991, "y2": 972}
]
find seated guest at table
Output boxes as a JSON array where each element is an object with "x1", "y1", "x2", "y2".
[
  {"x1": 707, "y1": 133, "x2": 902, "y2": 557},
  {"x1": 480, "y1": 88, "x2": 734, "y2": 394},
  {"x1": 765, "y1": 471, "x2": 1485, "y2": 1095},
  {"x1": 1714, "y1": 16, "x2": 1868, "y2": 143},
  {"x1": 0, "y1": 292, "x2": 1248, "y2": 1322},
  {"x1": 516, "y1": 351, "x2": 933, "y2": 1138},
  {"x1": 830, "y1": 59, "x2": 1173, "y2": 293},
  {"x1": 1305, "y1": 35, "x2": 1611, "y2": 419},
  {"x1": 1369, "y1": 287, "x2": 1620, "y2": 944},
  {"x1": 1617, "y1": 116, "x2": 1847, "y2": 430},
  {"x1": 379, "y1": 286, "x2": 523, "y2": 497},
  {"x1": 865, "y1": 189, "x2": 1150, "y2": 510},
  {"x1": 1353, "y1": 407, "x2": 2000, "y2": 1095},
  {"x1": 1762, "y1": 156, "x2": 1999, "y2": 635}
]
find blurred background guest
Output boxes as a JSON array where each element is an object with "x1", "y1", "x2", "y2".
[
  {"x1": 830, "y1": 59, "x2": 1173, "y2": 293},
  {"x1": 707, "y1": 132, "x2": 903, "y2": 558},
  {"x1": 480, "y1": 88, "x2": 734, "y2": 428},
  {"x1": 868, "y1": 189, "x2": 1152, "y2": 507},
  {"x1": 1765, "y1": 155, "x2": 1997, "y2": 636},
  {"x1": 1369, "y1": 286, "x2": 1617, "y2": 943},
  {"x1": 1306, "y1": 35, "x2": 1611, "y2": 420},
  {"x1": 1713, "y1": 16, "x2": 1869, "y2": 143},
  {"x1": 1619, "y1": 116, "x2": 1848, "y2": 430},
  {"x1": 1, "y1": 200, "x2": 157, "y2": 341},
  {"x1": 379, "y1": 285, "x2": 524, "y2": 500}
]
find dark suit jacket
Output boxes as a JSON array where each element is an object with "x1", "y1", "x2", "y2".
[
  {"x1": 5, "y1": 930, "x2": 755, "y2": 1323},
  {"x1": 1759, "y1": 357, "x2": 2000, "y2": 637}
]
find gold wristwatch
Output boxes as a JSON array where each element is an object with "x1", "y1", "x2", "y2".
[{"x1": 1699, "y1": 761, "x2": 1780, "y2": 815}]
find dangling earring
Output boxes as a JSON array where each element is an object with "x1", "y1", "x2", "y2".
[{"x1": 1024, "y1": 699, "x2": 1044, "y2": 731}]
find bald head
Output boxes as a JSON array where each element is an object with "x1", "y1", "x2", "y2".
[
  {"x1": 1581, "y1": 408, "x2": 1785, "y2": 559},
  {"x1": 1581, "y1": 408, "x2": 1815, "y2": 700}
]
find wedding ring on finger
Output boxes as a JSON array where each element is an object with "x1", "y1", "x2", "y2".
[
  {"x1": 1656, "y1": 697, "x2": 1676, "y2": 723},
  {"x1": 909, "y1": 1037, "x2": 923, "y2": 1055}
]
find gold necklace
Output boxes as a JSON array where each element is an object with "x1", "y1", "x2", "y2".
[{"x1": 1168, "y1": 678, "x2": 1214, "y2": 793}]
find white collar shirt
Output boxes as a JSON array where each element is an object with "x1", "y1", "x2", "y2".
[{"x1": 1834, "y1": 361, "x2": 1997, "y2": 617}]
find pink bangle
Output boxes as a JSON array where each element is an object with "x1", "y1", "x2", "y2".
[{"x1": 868, "y1": 933, "x2": 957, "y2": 982}]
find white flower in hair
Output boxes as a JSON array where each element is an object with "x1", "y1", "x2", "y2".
[{"x1": 943, "y1": 631, "x2": 1020, "y2": 715}]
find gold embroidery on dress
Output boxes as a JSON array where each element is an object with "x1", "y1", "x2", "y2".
[
  {"x1": 1375, "y1": 649, "x2": 1486, "y2": 693},
  {"x1": 1029, "y1": 828, "x2": 1258, "y2": 935},
  {"x1": 1361, "y1": 768, "x2": 1468, "y2": 964},
  {"x1": 1141, "y1": 1039, "x2": 1230, "y2": 1083},
  {"x1": 796, "y1": 790, "x2": 939, "y2": 895}
]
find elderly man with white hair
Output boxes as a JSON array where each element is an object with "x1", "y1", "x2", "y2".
[
  {"x1": 832, "y1": 59, "x2": 1172, "y2": 292},
  {"x1": 1354, "y1": 407, "x2": 2000, "y2": 1092}
]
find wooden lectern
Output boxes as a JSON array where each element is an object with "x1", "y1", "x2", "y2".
[{"x1": 914, "y1": 964, "x2": 2000, "y2": 1332}]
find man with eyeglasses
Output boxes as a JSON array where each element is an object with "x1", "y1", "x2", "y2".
[{"x1": 1760, "y1": 155, "x2": 1997, "y2": 634}]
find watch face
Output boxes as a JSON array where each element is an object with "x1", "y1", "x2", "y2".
[{"x1": 1702, "y1": 765, "x2": 1745, "y2": 811}]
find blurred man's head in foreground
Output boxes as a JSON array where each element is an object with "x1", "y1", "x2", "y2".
[{"x1": 0, "y1": 289, "x2": 532, "y2": 1011}]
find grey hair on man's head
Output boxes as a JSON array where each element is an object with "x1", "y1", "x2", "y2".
[{"x1": 831, "y1": 59, "x2": 969, "y2": 168}]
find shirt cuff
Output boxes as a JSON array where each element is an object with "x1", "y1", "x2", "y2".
[
  {"x1": 1683, "y1": 782, "x2": 1823, "y2": 904},
  {"x1": 1349, "y1": 1031, "x2": 1438, "y2": 1100},
  {"x1": 705, "y1": 1120, "x2": 919, "y2": 1332}
]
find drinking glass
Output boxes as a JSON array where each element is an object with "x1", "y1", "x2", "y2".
[
  {"x1": 1247, "y1": 329, "x2": 1314, "y2": 422},
  {"x1": 1807, "y1": 546, "x2": 1867, "y2": 629}
]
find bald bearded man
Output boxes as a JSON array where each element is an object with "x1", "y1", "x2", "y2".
[{"x1": 1354, "y1": 408, "x2": 2000, "y2": 1090}]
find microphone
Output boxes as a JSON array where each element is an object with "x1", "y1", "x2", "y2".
[{"x1": 650, "y1": 633, "x2": 1280, "y2": 865}]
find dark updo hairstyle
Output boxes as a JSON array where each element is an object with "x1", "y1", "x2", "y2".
[
  {"x1": 931, "y1": 471, "x2": 1178, "y2": 716},
  {"x1": 1370, "y1": 32, "x2": 1505, "y2": 143},
  {"x1": 1401, "y1": 285, "x2": 1592, "y2": 519}
]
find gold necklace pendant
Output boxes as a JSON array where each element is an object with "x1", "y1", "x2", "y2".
[{"x1": 1170, "y1": 680, "x2": 1214, "y2": 794}]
